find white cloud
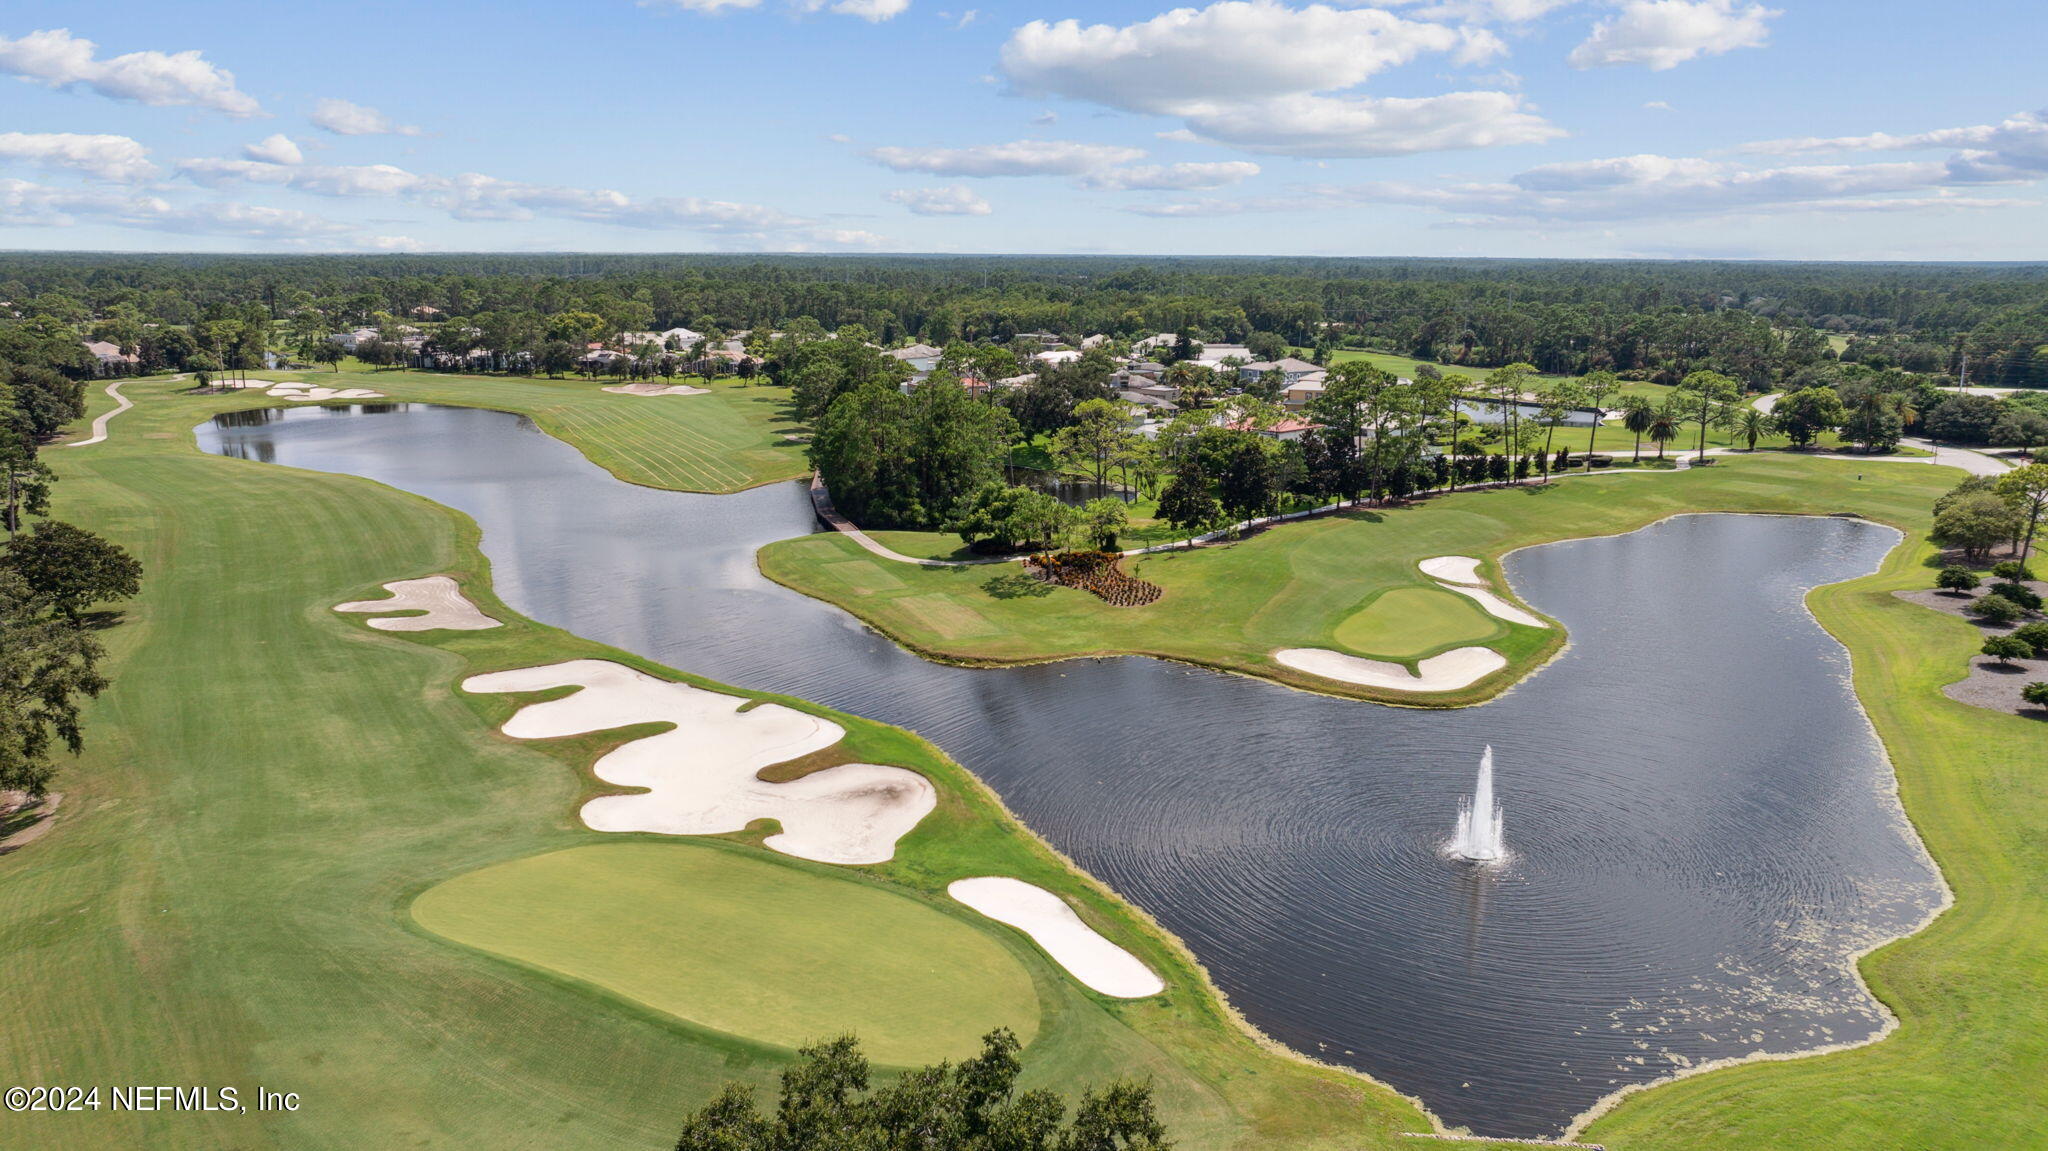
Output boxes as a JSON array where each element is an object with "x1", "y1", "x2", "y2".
[
  {"x1": 646, "y1": 0, "x2": 765, "y2": 10},
  {"x1": 805, "y1": 0, "x2": 911, "y2": 20},
  {"x1": 1744, "y1": 111, "x2": 2048, "y2": 181},
  {"x1": 1644, "y1": 100, "x2": 1674, "y2": 110},
  {"x1": 997, "y1": 2, "x2": 1551, "y2": 158},
  {"x1": 310, "y1": 98, "x2": 423, "y2": 137},
  {"x1": 170, "y1": 151, "x2": 876, "y2": 248},
  {"x1": 0, "y1": 177, "x2": 368, "y2": 243},
  {"x1": 0, "y1": 132, "x2": 156, "y2": 182},
  {"x1": 884, "y1": 185, "x2": 993, "y2": 215},
  {"x1": 1082, "y1": 161, "x2": 1261, "y2": 190},
  {"x1": 1569, "y1": 0, "x2": 1777, "y2": 71},
  {"x1": 243, "y1": 133, "x2": 304, "y2": 165},
  {"x1": 1394, "y1": 0, "x2": 1581, "y2": 21},
  {"x1": 1177, "y1": 91, "x2": 1562, "y2": 157},
  {"x1": 0, "y1": 28, "x2": 260, "y2": 116},
  {"x1": 865, "y1": 138, "x2": 1146, "y2": 177}
]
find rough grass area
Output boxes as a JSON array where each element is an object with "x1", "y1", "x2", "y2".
[
  {"x1": 1332, "y1": 586, "x2": 1505, "y2": 660},
  {"x1": 1, "y1": 376, "x2": 1429, "y2": 1150},
  {"x1": 412, "y1": 843, "x2": 1043, "y2": 1066}
]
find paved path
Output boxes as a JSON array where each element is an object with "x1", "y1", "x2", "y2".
[
  {"x1": 807, "y1": 475, "x2": 1007, "y2": 567},
  {"x1": 66, "y1": 379, "x2": 134, "y2": 447},
  {"x1": 1900, "y1": 437, "x2": 2019, "y2": 476},
  {"x1": 1752, "y1": 391, "x2": 1781, "y2": 414}
]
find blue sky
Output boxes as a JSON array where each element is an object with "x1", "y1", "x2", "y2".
[{"x1": 1, "y1": 0, "x2": 2043, "y2": 258}]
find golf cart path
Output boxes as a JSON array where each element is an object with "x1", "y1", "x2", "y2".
[{"x1": 67, "y1": 380, "x2": 134, "y2": 447}]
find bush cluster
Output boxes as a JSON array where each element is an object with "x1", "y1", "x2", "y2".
[{"x1": 1029, "y1": 550, "x2": 1163, "y2": 608}]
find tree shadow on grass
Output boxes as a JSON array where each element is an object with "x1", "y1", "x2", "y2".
[{"x1": 983, "y1": 571, "x2": 1052, "y2": 600}]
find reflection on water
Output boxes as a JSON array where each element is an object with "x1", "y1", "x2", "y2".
[{"x1": 198, "y1": 403, "x2": 1942, "y2": 1138}]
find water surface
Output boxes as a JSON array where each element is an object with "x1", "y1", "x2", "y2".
[{"x1": 201, "y1": 404, "x2": 1941, "y2": 1138}]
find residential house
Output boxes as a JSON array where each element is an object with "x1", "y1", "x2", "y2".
[
  {"x1": 1236, "y1": 357, "x2": 1322, "y2": 387},
  {"x1": 1226, "y1": 415, "x2": 1322, "y2": 443},
  {"x1": 82, "y1": 340, "x2": 139, "y2": 376},
  {"x1": 410, "y1": 305, "x2": 444, "y2": 320}
]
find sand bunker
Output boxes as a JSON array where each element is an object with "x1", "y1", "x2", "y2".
[
  {"x1": 1275, "y1": 646, "x2": 1507, "y2": 692},
  {"x1": 949, "y1": 877, "x2": 1164, "y2": 999},
  {"x1": 1418, "y1": 555, "x2": 1485, "y2": 586},
  {"x1": 463, "y1": 659, "x2": 935, "y2": 865},
  {"x1": 602, "y1": 382, "x2": 710, "y2": 396},
  {"x1": 267, "y1": 384, "x2": 384, "y2": 401},
  {"x1": 1441, "y1": 584, "x2": 1544, "y2": 627},
  {"x1": 335, "y1": 576, "x2": 501, "y2": 631},
  {"x1": 1419, "y1": 554, "x2": 1544, "y2": 625}
]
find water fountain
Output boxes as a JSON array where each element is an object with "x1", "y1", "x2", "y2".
[{"x1": 1449, "y1": 746, "x2": 1506, "y2": 863}]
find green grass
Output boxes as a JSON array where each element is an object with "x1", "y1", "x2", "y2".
[
  {"x1": 763, "y1": 455, "x2": 1955, "y2": 706},
  {"x1": 1332, "y1": 586, "x2": 1504, "y2": 660},
  {"x1": 1, "y1": 376, "x2": 1427, "y2": 1149},
  {"x1": 291, "y1": 367, "x2": 808, "y2": 492},
  {"x1": 412, "y1": 843, "x2": 1042, "y2": 1066}
]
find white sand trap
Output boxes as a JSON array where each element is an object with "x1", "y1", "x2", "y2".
[
  {"x1": 602, "y1": 382, "x2": 710, "y2": 396},
  {"x1": 949, "y1": 877, "x2": 1164, "y2": 999},
  {"x1": 1441, "y1": 584, "x2": 1544, "y2": 627},
  {"x1": 1275, "y1": 646, "x2": 1507, "y2": 692},
  {"x1": 463, "y1": 659, "x2": 936, "y2": 865},
  {"x1": 1418, "y1": 555, "x2": 1485, "y2": 586},
  {"x1": 271, "y1": 385, "x2": 384, "y2": 401},
  {"x1": 334, "y1": 576, "x2": 502, "y2": 631},
  {"x1": 224, "y1": 378, "x2": 278, "y2": 389}
]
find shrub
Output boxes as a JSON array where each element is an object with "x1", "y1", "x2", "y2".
[
  {"x1": 2022, "y1": 682, "x2": 2048, "y2": 709},
  {"x1": 1982, "y1": 636, "x2": 2035, "y2": 665},
  {"x1": 1994, "y1": 581, "x2": 2044, "y2": 611},
  {"x1": 1584, "y1": 454, "x2": 1615, "y2": 468},
  {"x1": 2011, "y1": 621, "x2": 2048, "y2": 656},
  {"x1": 1992, "y1": 560, "x2": 2037, "y2": 581},
  {"x1": 1936, "y1": 566, "x2": 1982, "y2": 593},
  {"x1": 1029, "y1": 550, "x2": 1162, "y2": 607},
  {"x1": 1968, "y1": 594, "x2": 2024, "y2": 625}
]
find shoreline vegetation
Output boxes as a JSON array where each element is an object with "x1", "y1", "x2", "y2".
[{"x1": 15, "y1": 370, "x2": 2043, "y2": 1148}]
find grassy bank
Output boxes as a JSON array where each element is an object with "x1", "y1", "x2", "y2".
[{"x1": 0, "y1": 376, "x2": 1428, "y2": 1149}]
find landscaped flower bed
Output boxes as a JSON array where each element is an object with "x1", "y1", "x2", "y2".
[{"x1": 1028, "y1": 550, "x2": 1163, "y2": 607}]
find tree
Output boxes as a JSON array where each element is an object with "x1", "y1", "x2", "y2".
[
  {"x1": 1994, "y1": 463, "x2": 2048, "y2": 565},
  {"x1": 1936, "y1": 491, "x2": 2024, "y2": 563},
  {"x1": 1533, "y1": 380, "x2": 1585, "y2": 480},
  {"x1": 308, "y1": 341, "x2": 345, "y2": 371},
  {"x1": 1993, "y1": 560, "x2": 2037, "y2": 581},
  {"x1": 671, "y1": 1029, "x2": 1170, "y2": 1151},
  {"x1": 0, "y1": 433, "x2": 53, "y2": 539},
  {"x1": 1735, "y1": 407, "x2": 1770, "y2": 451},
  {"x1": 1982, "y1": 636, "x2": 2034, "y2": 666},
  {"x1": 1620, "y1": 395, "x2": 1655, "y2": 463},
  {"x1": 1157, "y1": 466, "x2": 1221, "y2": 547},
  {"x1": 0, "y1": 570, "x2": 108, "y2": 796},
  {"x1": 1937, "y1": 566, "x2": 1982, "y2": 594},
  {"x1": 1579, "y1": 371, "x2": 1617, "y2": 471},
  {"x1": 1675, "y1": 370, "x2": 1739, "y2": 460},
  {"x1": 1051, "y1": 398, "x2": 1134, "y2": 491},
  {"x1": 1212, "y1": 431, "x2": 1278, "y2": 520},
  {"x1": 2022, "y1": 681, "x2": 2048, "y2": 710},
  {"x1": 1646, "y1": 408, "x2": 1681, "y2": 460},
  {"x1": 1774, "y1": 386, "x2": 1846, "y2": 449},
  {"x1": 953, "y1": 483, "x2": 1069, "y2": 553},
  {"x1": 1967, "y1": 593, "x2": 2024, "y2": 625},
  {"x1": 1080, "y1": 497, "x2": 1128, "y2": 550},
  {"x1": 3, "y1": 521, "x2": 142, "y2": 618}
]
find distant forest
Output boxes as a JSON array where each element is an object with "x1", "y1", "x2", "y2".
[{"x1": 3, "y1": 253, "x2": 2046, "y2": 388}]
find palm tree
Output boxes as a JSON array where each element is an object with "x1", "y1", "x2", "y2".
[
  {"x1": 1621, "y1": 396, "x2": 1655, "y2": 463},
  {"x1": 1736, "y1": 407, "x2": 1769, "y2": 450},
  {"x1": 1647, "y1": 411, "x2": 1681, "y2": 460}
]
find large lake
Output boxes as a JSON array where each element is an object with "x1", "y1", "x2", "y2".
[{"x1": 200, "y1": 404, "x2": 1943, "y2": 1138}]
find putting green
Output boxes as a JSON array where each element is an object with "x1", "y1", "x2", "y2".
[
  {"x1": 413, "y1": 843, "x2": 1040, "y2": 1065},
  {"x1": 1331, "y1": 586, "x2": 1502, "y2": 659}
]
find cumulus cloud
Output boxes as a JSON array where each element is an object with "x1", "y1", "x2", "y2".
[
  {"x1": 310, "y1": 98, "x2": 422, "y2": 137},
  {"x1": 865, "y1": 138, "x2": 1146, "y2": 177},
  {"x1": 884, "y1": 185, "x2": 993, "y2": 215},
  {"x1": 0, "y1": 28, "x2": 260, "y2": 116},
  {"x1": 0, "y1": 132, "x2": 157, "y2": 182},
  {"x1": 242, "y1": 133, "x2": 304, "y2": 165},
  {"x1": 1569, "y1": 0, "x2": 1777, "y2": 71},
  {"x1": 997, "y1": 2, "x2": 1551, "y2": 158},
  {"x1": 1745, "y1": 111, "x2": 2048, "y2": 175},
  {"x1": 1392, "y1": 0, "x2": 1581, "y2": 21},
  {"x1": 1081, "y1": 161, "x2": 1261, "y2": 190}
]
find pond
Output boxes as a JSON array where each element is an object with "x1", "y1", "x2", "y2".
[
  {"x1": 199, "y1": 404, "x2": 1943, "y2": 1139},
  {"x1": 1457, "y1": 397, "x2": 1605, "y2": 428}
]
